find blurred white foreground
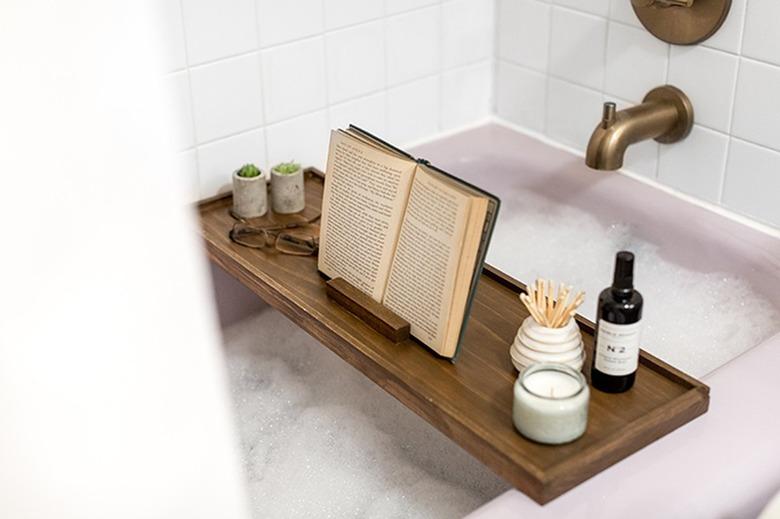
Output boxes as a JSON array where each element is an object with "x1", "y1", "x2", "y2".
[{"x1": 0, "y1": 3, "x2": 249, "y2": 518}]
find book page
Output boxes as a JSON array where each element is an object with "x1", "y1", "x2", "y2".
[
  {"x1": 443, "y1": 197, "x2": 489, "y2": 349},
  {"x1": 318, "y1": 130, "x2": 415, "y2": 302},
  {"x1": 382, "y1": 167, "x2": 471, "y2": 354}
]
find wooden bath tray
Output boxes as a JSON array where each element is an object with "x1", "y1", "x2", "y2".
[{"x1": 198, "y1": 168, "x2": 709, "y2": 504}]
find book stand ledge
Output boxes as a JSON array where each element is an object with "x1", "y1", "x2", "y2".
[{"x1": 325, "y1": 277, "x2": 411, "y2": 343}]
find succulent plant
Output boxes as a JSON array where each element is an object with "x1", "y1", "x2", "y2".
[
  {"x1": 273, "y1": 161, "x2": 301, "y2": 175},
  {"x1": 237, "y1": 163, "x2": 261, "y2": 178}
]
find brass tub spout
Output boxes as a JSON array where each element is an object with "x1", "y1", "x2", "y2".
[{"x1": 585, "y1": 85, "x2": 694, "y2": 171}]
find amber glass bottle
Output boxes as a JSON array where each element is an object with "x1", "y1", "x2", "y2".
[{"x1": 591, "y1": 251, "x2": 643, "y2": 393}]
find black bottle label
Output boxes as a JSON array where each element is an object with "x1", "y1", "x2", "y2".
[{"x1": 595, "y1": 320, "x2": 642, "y2": 376}]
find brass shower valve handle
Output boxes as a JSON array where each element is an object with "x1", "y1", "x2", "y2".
[
  {"x1": 633, "y1": 0, "x2": 694, "y2": 7},
  {"x1": 631, "y1": 0, "x2": 729, "y2": 44}
]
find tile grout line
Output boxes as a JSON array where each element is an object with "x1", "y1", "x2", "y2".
[
  {"x1": 186, "y1": 48, "x2": 259, "y2": 72},
  {"x1": 316, "y1": 0, "x2": 330, "y2": 169},
  {"x1": 656, "y1": 42, "x2": 672, "y2": 181},
  {"x1": 489, "y1": 0, "x2": 500, "y2": 115},
  {"x1": 319, "y1": 0, "x2": 331, "y2": 112},
  {"x1": 492, "y1": 44, "x2": 780, "y2": 84},
  {"x1": 437, "y1": 1, "x2": 445, "y2": 132},
  {"x1": 719, "y1": 0, "x2": 750, "y2": 204},
  {"x1": 542, "y1": 2, "x2": 555, "y2": 135},
  {"x1": 252, "y1": 0, "x2": 270, "y2": 172},
  {"x1": 601, "y1": 16, "x2": 610, "y2": 93},
  {"x1": 382, "y1": 0, "x2": 390, "y2": 135},
  {"x1": 177, "y1": 0, "x2": 201, "y2": 198}
]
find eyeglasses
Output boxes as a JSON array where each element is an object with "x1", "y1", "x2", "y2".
[{"x1": 229, "y1": 212, "x2": 320, "y2": 256}]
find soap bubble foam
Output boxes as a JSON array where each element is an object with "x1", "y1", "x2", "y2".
[
  {"x1": 224, "y1": 189, "x2": 779, "y2": 516},
  {"x1": 224, "y1": 310, "x2": 508, "y2": 518},
  {"x1": 487, "y1": 189, "x2": 780, "y2": 377}
]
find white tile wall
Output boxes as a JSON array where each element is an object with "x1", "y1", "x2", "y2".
[
  {"x1": 497, "y1": 0, "x2": 550, "y2": 72},
  {"x1": 722, "y1": 138, "x2": 780, "y2": 225},
  {"x1": 177, "y1": 149, "x2": 200, "y2": 203},
  {"x1": 732, "y1": 59, "x2": 780, "y2": 150},
  {"x1": 554, "y1": 0, "x2": 608, "y2": 17},
  {"x1": 324, "y1": 0, "x2": 384, "y2": 30},
  {"x1": 608, "y1": 0, "x2": 641, "y2": 28},
  {"x1": 386, "y1": 0, "x2": 440, "y2": 15},
  {"x1": 160, "y1": 0, "x2": 187, "y2": 72},
  {"x1": 442, "y1": 0, "x2": 494, "y2": 69},
  {"x1": 328, "y1": 92, "x2": 387, "y2": 135},
  {"x1": 742, "y1": 0, "x2": 780, "y2": 66},
  {"x1": 604, "y1": 22, "x2": 667, "y2": 103},
  {"x1": 266, "y1": 110, "x2": 330, "y2": 169},
  {"x1": 495, "y1": 61, "x2": 547, "y2": 132},
  {"x1": 166, "y1": 0, "x2": 780, "y2": 230},
  {"x1": 657, "y1": 125, "x2": 729, "y2": 203},
  {"x1": 702, "y1": 0, "x2": 746, "y2": 53},
  {"x1": 325, "y1": 22, "x2": 385, "y2": 103},
  {"x1": 256, "y1": 0, "x2": 324, "y2": 48},
  {"x1": 548, "y1": 8, "x2": 606, "y2": 90},
  {"x1": 441, "y1": 61, "x2": 492, "y2": 129},
  {"x1": 181, "y1": 0, "x2": 257, "y2": 65},
  {"x1": 667, "y1": 46, "x2": 738, "y2": 133},
  {"x1": 261, "y1": 37, "x2": 327, "y2": 123},
  {"x1": 496, "y1": 0, "x2": 780, "y2": 229},
  {"x1": 386, "y1": 6, "x2": 441, "y2": 85},
  {"x1": 165, "y1": 0, "x2": 493, "y2": 202},
  {"x1": 166, "y1": 71, "x2": 195, "y2": 150},
  {"x1": 197, "y1": 129, "x2": 266, "y2": 197},
  {"x1": 546, "y1": 78, "x2": 602, "y2": 149},
  {"x1": 387, "y1": 75, "x2": 441, "y2": 143},
  {"x1": 189, "y1": 53, "x2": 264, "y2": 143}
]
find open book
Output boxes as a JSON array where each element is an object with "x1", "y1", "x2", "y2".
[{"x1": 318, "y1": 126, "x2": 500, "y2": 359}]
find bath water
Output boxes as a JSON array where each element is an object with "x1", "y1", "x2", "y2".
[
  {"x1": 487, "y1": 190, "x2": 780, "y2": 377},
  {"x1": 225, "y1": 310, "x2": 508, "y2": 518}
]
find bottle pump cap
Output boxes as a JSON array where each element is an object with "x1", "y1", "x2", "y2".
[{"x1": 612, "y1": 251, "x2": 634, "y2": 290}]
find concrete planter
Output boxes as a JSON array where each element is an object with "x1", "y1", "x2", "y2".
[
  {"x1": 271, "y1": 166, "x2": 305, "y2": 214},
  {"x1": 232, "y1": 170, "x2": 268, "y2": 219}
]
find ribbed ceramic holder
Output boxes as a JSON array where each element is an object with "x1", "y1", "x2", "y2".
[{"x1": 509, "y1": 316, "x2": 584, "y2": 372}]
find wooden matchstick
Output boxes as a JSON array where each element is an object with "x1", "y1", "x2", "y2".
[
  {"x1": 520, "y1": 293, "x2": 545, "y2": 324},
  {"x1": 521, "y1": 279, "x2": 585, "y2": 328},
  {"x1": 546, "y1": 282, "x2": 554, "y2": 324},
  {"x1": 550, "y1": 285, "x2": 570, "y2": 328}
]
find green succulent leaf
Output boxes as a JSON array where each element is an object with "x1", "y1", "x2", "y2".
[
  {"x1": 237, "y1": 163, "x2": 261, "y2": 178},
  {"x1": 273, "y1": 161, "x2": 301, "y2": 175}
]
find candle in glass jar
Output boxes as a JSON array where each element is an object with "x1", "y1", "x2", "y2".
[{"x1": 513, "y1": 363, "x2": 589, "y2": 444}]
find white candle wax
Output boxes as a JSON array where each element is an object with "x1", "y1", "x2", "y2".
[
  {"x1": 513, "y1": 363, "x2": 589, "y2": 445},
  {"x1": 522, "y1": 369, "x2": 581, "y2": 399}
]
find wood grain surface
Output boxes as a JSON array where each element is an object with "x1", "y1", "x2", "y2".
[
  {"x1": 325, "y1": 277, "x2": 411, "y2": 342},
  {"x1": 198, "y1": 168, "x2": 709, "y2": 504}
]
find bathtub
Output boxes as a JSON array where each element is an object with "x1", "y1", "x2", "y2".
[{"x1": 211, "y1": 123, "x2": 780, "y2": 517}]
